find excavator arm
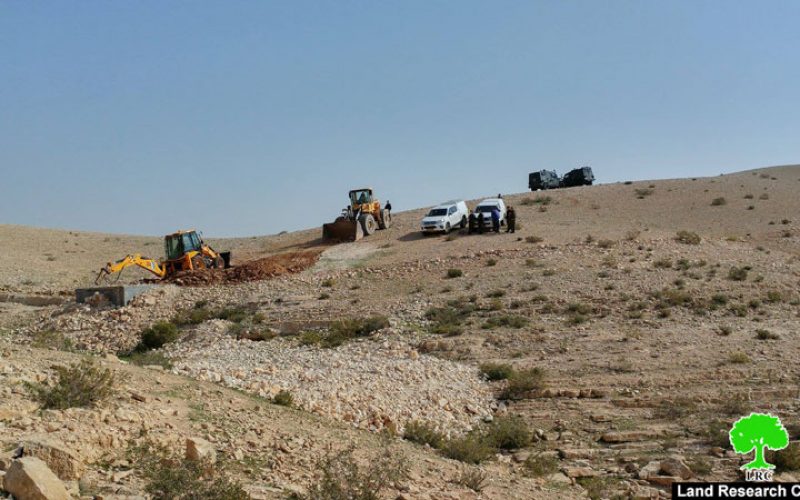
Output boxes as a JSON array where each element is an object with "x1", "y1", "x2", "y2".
[{"x1": 95, "y1": 254, "x2": 166, "y2": 284}]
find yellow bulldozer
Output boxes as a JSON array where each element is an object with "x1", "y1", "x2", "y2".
[
  {"x1": 322, "y1": 188, "x2": 392, "y2": 241},
  {"x1": 95, "y1": 229, "x2": 231, "y2": 284}
]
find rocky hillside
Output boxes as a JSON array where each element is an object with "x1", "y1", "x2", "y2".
[{"x1": 2, "y1": 164, "x2": 800, "y2": 499}]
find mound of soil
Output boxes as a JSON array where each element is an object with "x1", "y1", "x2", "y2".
[{"x1": 166, "y1": 249, "x2": 322, "y2": 286}]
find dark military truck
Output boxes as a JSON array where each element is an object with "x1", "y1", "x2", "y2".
[
  {"x1": 528, "y1": 170, "x2": 561, "y2": 191},
  {"x1": 561, "y1": 166, "x2": 595, "y2": 187}
]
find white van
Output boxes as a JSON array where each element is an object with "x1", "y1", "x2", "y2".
[
  {"x1": 474, "y1": 198, "x2": 507, "y2": 228},
  {"x1": 420, "y1": 200, "x2": 469, "y2": 234}
]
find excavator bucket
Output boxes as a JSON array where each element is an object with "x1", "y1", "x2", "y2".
[{"x1": 322, "y1": 219, "x2": 363, "y2": 242}]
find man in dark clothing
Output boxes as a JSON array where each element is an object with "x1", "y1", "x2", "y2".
[
  {"x1": 384, "y1": 201, "x2": 392, "y2": 214},
  {"x1": 477, "y1": 212, "x2": 485, "y2": 234},
  {"x1": 468, "y1": 213, "x2": 476, "y2": 234},
  {"x1": 491, "y1": 208, "x2": 501, "y2": 233},
  {"x1": 506, "y1": 206, "x2": 516, "y2": 233}
]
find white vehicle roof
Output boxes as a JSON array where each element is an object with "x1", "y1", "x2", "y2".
[
  {"x1": 476, "y1": 198, "x2": 504, "y2": 206},
  {"x1": 433, "y1": 200, "x2": 465, "y2": 208}
]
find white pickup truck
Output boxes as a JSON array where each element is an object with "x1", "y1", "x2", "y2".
[
  {"x1": 420, "y1": 200, "x2": 469, "y2": 234},
  {"x1": 473, "y1": 198, "x2": 507, "y2": 229}
]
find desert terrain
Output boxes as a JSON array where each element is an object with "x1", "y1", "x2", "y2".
[{"x1": 1, "y1": 165, "x2": 800, "y2": 499}]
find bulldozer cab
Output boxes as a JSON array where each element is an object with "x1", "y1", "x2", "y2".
[
  {"x1": 165, "y1": 230, "x2": 202, "y2": 260},
  {"x1": 349, "y1": 188, "x2": 373, "y2": 208}
]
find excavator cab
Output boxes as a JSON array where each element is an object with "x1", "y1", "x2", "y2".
[{"x1": 165, "y1": 231, "x2": 202, "y2": 260}]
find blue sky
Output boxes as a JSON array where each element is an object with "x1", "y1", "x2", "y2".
[{"x1": 2, "y1": 1, "x2": 798, "y2": 237}]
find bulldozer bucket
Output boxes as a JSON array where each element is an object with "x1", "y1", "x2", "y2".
[{"x1": 322, "y1": 219, "x2": 363, "y2": 242}]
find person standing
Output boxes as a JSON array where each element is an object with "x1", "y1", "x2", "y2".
[
  {"x1": 506, "y1": 206, "x2": 516, "y2": 233},
  {"x1": 477, "y1": 212, "x2": 485, "y2": 234},
  {"x1": 384, "y1": 200, "x2": 392, "y2": 214},
  {"x1": 491, "y1": 208, "x2": 500, "y2": 233},
  {"x1": 468, "y1": 212, "x2": 476, "y2": 234}
]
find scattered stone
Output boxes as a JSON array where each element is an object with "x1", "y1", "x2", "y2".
[
  {"x1": 19, "y1": 440, "x2": 84, "y2": 481},
  {"x1": 3, "y1": 457, "x2": 69, "y2": 500},
  {"x1": 185, "y1": 437, "x2": 216, "y2": 464}
]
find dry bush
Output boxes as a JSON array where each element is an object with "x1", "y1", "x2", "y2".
[
  {"x1": 27, "y1": 359, "x2": 120, "y2": 410},
  {"x1": 484, "y1": 416, "x2": 531, "y2": 450},
  {"x1": 675, "y1": 230, "x2": 701, "y2": 245},
  {"x1": 130, "y1": 441, "x2": 250, "y2": 500},
  {"x1": 446, "y1": 268, "x2": 463, "y2": 279},
  {"x1": 728, "y1": 352, "x2": 750, "y2": 364},
  {"x1": 272, "y1": 390, "x2": 294, "y2": 407},
  {"x1": 525, "y1": 235, "x2": 544, "y2": 244},
  {"x1": 524, "y1": 452, "x2": 558, "y2": 477},
  {"x1": 711, "y1": 197, "x2": 727, "y2": 206},
  {"x1": 727, "y1": 267, "x2": 749, "y2": 281},
  {"x1": 482, "y1": 314, "x2": 527, "y2": 329},
  {"x1": 479, "y1": 362, "x2": 514, "y2": 381},
  {"x1": 454, "y1": 467, "x2": 488, "y2": 492},
  {"x1": 305, "y1": 446, "x2": 407, "y2": 500},
  {"x1": 441, "y1": 432, "x2": 494, "y2": 464},
  {"x1": 403, "y1": 421, "x2": 445, "y2": 449},
  {"x1": 756, "y1": 329, "x2": 779, "y2": 340},
  {"x1": 635, "y1": 188, "x2": 654, "y2": 199},
  {"x1": 501, "y1": 367, "x2": 546, "y2": 399}
]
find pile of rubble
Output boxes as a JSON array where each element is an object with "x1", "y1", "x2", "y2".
[
  {"x1": 167, "y1": 323, "x2": 495, "y2": 435},
  {"x1": 167, "y1": 250, "x2": 322, "y2": 286}
]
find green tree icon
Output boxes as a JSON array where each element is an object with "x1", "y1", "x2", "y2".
[{"x1": 729, "y1": 413, "x2": 789, "y2": 470}]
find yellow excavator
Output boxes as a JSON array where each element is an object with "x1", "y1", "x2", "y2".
[
  {"x1": 95, "y1": 229, "x2": 231, "y2": 284},
  {"x1": 322, "y1": 188, "x2": 392, "y2": 241}
]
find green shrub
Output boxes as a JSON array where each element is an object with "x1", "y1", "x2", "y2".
[
  {"x1": 501, "y1": 367, "x2": 546, "y2": 399},
  {"x1": 125, "y1": 351, "x2": 173, "y2": 369},
  {"x1": 446, "y1": 269, "x2": 463, "y2": 279},
  {"x1": 215, "y1": 307, "x2": 249, "y2": 323},
  {"x1": 322, "y1": 278, "x2": 335, "y2": 287},
  {"x1": 26, "y1": 359, "x2": 119, "y2": 410},
  {"x1": 597, "y1": 239, "x2": 615, "y2": 249},
  {"x1": 272, "y1": 390, "x2": 294, "y2": 407},
  {"x1": 486, "y1": 259, "x2": 497, "y2": 267},
  {"x1": 305, "y1": 447, "x2": 407, "y2": 500},
  {"x1": 425, "y1": 307, "x2": 464, "y2": 336},
  {"x1": 653, "y1": 258, "x2": 672, "y2": 269},
  {"x1": 486, "y1": 289, "x2": 505, "y2": 298},
  {"x1": 676, "y1": 231, "x2": 701, "y2": 245},
  {"x1": 728, "y1": 267, "x2": 748, "y2": 281},
  {"x1": 479, "y1": 362, "x2": 514, "y2": 381},
  {"x1": 139, "y1": 321, "x2": 179, "y2": 351},
  {"x1": 482, "y1": 314, "x2": 527, "y2": 329},
  {"x1": 131, "y1": 441, "x2": 250, "y2": 500},
  {"x1": 728, "y1": 352, "x2": 750, "y2": 364},
  {"x1": 484, "y1": 416, "x2": 531, "y2": 450},
  {"x1": 298, "y1": 331, "x2": 322, "y2": 346},
  {"x1": 441, "y1": 432, "x2": 494, "y2": 464},
  {"x1": 756, "y1": 329, "x2": 779, "y2": 340},
  {"x1": 403, "y1": 421, "x2": 445, "y2": 449},
  {"x1": 765, "y1": 291, "x2": 783, "y2": 303},
  {"x1": 524, "y1": 452, "x2": 559, "y2": 477}
]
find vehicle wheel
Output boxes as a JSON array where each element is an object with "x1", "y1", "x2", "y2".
[
  {"x1": 190, "y1": 254, "x2": 206, "y2": 271},
  {"x1": 379, "y1": 209, "x2": 392, "y2": 229},
  {"x1": 460, "y1": 216, "x2": 467, "y2": 229},
  {"x1": 214, "y1": 256, "x2": 225, "y2": 269},
  {"x1": 359, "y1": 214, "x2": 377, "y2": 235},
  {"x1": 444, "y1": 222, "x2": 451, "y2": 234}
]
